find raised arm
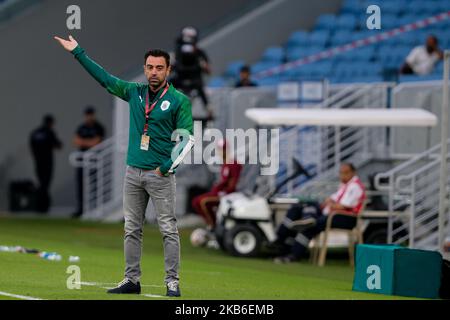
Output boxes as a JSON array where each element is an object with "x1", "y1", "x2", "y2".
[{"x1": 54, "y1": 35, "x2": 136, "y2": 101}]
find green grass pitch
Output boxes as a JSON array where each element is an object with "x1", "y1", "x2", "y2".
[{"x1": 0, "y1": 215, "x2": 417, "y2": 300}]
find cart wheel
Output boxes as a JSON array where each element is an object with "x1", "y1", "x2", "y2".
[{"x1": 224, "y1": 224, "x2": 263, "y2": 257}]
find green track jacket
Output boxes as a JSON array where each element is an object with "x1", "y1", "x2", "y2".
[{"x1": 71, "y1": 46, "x2": 194, "y2": 175}]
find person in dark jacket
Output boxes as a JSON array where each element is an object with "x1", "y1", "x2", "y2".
[{"x1": 29, "y1": 114, "x2": 62, "y2": 213}]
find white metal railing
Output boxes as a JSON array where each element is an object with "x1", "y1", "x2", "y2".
[
  {"x1": 275, "y1": 83, "x2": 393, "y2": 196},
  {"x1": 69, "y1": 138, "x2": 121, "y2": 219},
  {"x1": 374, "y1": 138, "x2": 450, "y2": 250}
]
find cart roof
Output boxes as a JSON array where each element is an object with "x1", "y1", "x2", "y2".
[{"x1": 245, "y1": 108, "x2": 438, "y2": 127}]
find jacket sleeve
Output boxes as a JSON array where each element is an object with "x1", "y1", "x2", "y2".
[
  {"x1": 71, "y1": 46, "x2": 137, "y2": 101},
  {"x1": 159, "y1": 97, "x2": 195, "y2": 175}
]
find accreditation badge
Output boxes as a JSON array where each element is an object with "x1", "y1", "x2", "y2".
[{"x1": 140, "y1": 135, "x2": 150, "y2": 151}]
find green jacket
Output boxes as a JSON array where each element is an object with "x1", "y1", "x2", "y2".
[{"x1": 71, "y1": 46, "x2": 194, "y2": 175}]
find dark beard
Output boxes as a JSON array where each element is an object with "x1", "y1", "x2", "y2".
[
  {"x1": 149, "y1": 79, "x2": 165, "y2": 91},
  {"x1": 426, "y1": 45, "x2": 434, "y2": 54}
]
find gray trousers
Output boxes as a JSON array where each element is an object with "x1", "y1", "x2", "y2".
[{"x1": 123, "y1": 165, "x2": 179, "y2": 284}]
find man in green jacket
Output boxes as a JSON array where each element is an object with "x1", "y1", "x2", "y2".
[{"x1": 55, "y1": 35, "x2": 194, "y2": 297}]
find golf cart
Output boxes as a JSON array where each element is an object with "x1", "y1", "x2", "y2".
[
  {"x1": 215, "y1": 107, "x2": 438, "y2": 258},
  {"x1": 215, "y1": 158, "x2": 312, "y2": 257}
]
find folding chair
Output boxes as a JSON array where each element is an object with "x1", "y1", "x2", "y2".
[{"x1": 311, "y1": 202, "x2": 366, "y2": 267}]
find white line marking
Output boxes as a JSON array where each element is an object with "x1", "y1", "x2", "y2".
[
  {"x1": 0, "y1": 291, "x2": 44, "y2": 300},
  {"x1": 143, "y1": 294, "x2": 165, "y2": 298}
]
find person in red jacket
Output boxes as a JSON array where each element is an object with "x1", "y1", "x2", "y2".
[{"x1": 192, "y1": 139, "x2": 242, "y2": 229}]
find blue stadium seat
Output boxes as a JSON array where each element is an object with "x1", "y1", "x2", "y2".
[
  {"x1": 251, "y1": 61, "x2": 281, "y2": 74},
  {"x1": 308, "y1": 30, "x2": 330, "y2": 47},
  {"x1": 341, "y1": 0, "x2": 364, "y2": 15},
  {"x1": 408, "y1": 0, "x2": 441, "y2": 15},
  {"x1": 261, "y1": 46, "x2": 285, "y2": 63},
  {"x1": 315, "y1": 14, "x2": 337, "y2": 30},
  {"x1": 336, "y1": 14, "x2": 358, "y2": 30},
  {"x1": 286, "y1": 47, "x2": 306, "y2": 61},
  {"x1": 381, "y1": 13, "x2": 401, "y2": 30},
  {"x1": 344, "y1": 46, "x2": 375, "y2": 61},
  {"x1": 399, "y1": 74, "x2": 442, "y2": 83},
  {"x1": 208, "y1": 77, "x2": 228, "y2": 88},
  {"x1": 224, "y1": 61, "x2": 245, "y2": 78},
  {"x1": 381, "y1": 0, "x2": 407, "y2": 15},
  {"x1": 286, "y1": 30, "x2": 309, "y2": 47},
  {"x1": 330, "y1": 30, "x2": 353, "y2": 46}
]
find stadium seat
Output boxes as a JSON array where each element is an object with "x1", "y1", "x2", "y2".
[
  {"x1": 251, "y1": 61, "x2": 280, "y2": 74},
  {"x1": 315, "y1": 14, "x2": 337, "y2": 30},
  {"x1": 225, "y1": 60, "x2": 245, "y2": 78},
  {"x1": 208, "y1": 76, "x2": 228, "y2": 88},
  {"x1": 381, "y1": 0, "x2": 407, "y2": 15},
  {"x1": 309, "y1": 30, "x2": 330, "y2": 47},
  {"x1": 408, "y1": 0, "x2": 440, "y2": 15},
  {"x1": 261, "y1": 46, "x2": 285, "y2": 63},
  {"x1": 399, "y1": 74, "x2": 443, "y2": 83},
  {"x1": 286, "y1": 47, "x2": 307, "y2": 61},
  {"x1": 286, "y1": 30, "x2": 309, "y2": 47},
  {"x1": 336, "y1": 14, "x2": 358, "y2": 30},
  {"x1": 330, "y1": 30, "x2": 353, "y2": 46},
  {"x1": 341, "y1": 0, "x2": 363, "y2": 15},
  {"x1": 311, "y1": 203, "x2": 366, "y2": 267}
]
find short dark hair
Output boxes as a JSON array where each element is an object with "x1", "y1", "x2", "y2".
[
  {"x1": 84, "y1": 105, "x2": 95, "y2": 115},
  {"x1": 240, "y1": 65, "x2": 251, "y2": 73},
  {"x1": 144, "y1": 49, "x2": 170, "y2": 67},
  {"x1": 341, "y1": 162, "x2": 356, "y2": 172},
  {"x1": 43, "y1": 114, "x2": 54, "y2": 126},
  {"x1": 427, "y1": 34, "x2": 438, "y2": 44}
]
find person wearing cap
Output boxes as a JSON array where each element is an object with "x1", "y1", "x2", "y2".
[
  {"x1": 172, "y1": 26, "x2": 213, "y2": 119},
  {"x1": 72, "y1": 106, "x2": 105, "y2": 218},
  {"x1": 191, "y1": 139, "x2": 242, "y2": 229},
  {"x1": 29, "y1": 114, "x2": 63, "y2": 213}
]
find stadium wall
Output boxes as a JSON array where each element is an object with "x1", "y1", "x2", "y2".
[{"x1": 0, "y1": 0, "x2": 259, "y2": 211}]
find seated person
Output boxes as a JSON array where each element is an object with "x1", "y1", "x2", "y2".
[
  {"x1": 192, "y1": 139, "x2": 242, "y2": 229},
  {"x1": 272, "y1": 162, "x2": 366, "y2": 263},
  {"x1": 400, "y1": 35, "x2": 443, "y2": 75}
]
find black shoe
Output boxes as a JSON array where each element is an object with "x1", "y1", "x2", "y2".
[
  {"x1": 71, "y1": 211, "x2": 82, "y2": 219},
  {"x1": 273, "y1": 254, "x2": 300, "y2": 264},
  {"x1": 266, "y1": 240, "x2": 284, "y2": 253},
  {"x1": 166, "y1": 281, "x2": 181, "y2": 297},
  {"x1": 107, "y1": 278, "x2": 141, "y2": 294}
]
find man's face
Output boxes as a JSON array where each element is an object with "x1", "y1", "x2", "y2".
[
  {"x1": 85, "y1": 113, "x2": 95, "y2": 125},
  {"x1": 144, "y1": 56, "x2": 170, "y2": 90},
  {"x1": 426, "y1": 37, "x2": 438, "y2": 51},
  {"x1": 339, "y1": 164, "x2": 354, "y2": 184},
  {"x1": 240, "y1": 70, "x2": 250, "y2": 81}
]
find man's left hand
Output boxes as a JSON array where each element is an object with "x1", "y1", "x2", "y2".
[{"x1": 155, "y1": 167, "x2": 166, "y2": 177}]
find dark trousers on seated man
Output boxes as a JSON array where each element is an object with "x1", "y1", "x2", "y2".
[{"x1": 275, "y1": 202, "x2": 357, "y2": 261}]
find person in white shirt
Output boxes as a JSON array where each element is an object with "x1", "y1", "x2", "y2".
[
  {"x1": 400, "y1": 35, "x2": 443, "y2": 76},
  {"x1": 272, "y1": 163, "x2": 366, "y2": 263}
]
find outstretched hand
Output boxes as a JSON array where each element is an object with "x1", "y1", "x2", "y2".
[{"x1": 54, "y1": 35, "x2": 78, "y2": 52}]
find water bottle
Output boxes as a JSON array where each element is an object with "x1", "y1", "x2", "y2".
[
  {"x1": 39, "y1": 252, "x2": 62, "y2": 261},
  {"x1": 69, "y1": 256, "x2": 80, "y2": 263}
]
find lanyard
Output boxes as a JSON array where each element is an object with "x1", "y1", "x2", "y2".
[{"x1": 143, "y1": 82, "x2": 170, "y2": 135}]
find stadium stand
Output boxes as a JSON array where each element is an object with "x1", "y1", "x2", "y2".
[{"x1": 214, "y1": 0, "x2": 450, "y2": 86}]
